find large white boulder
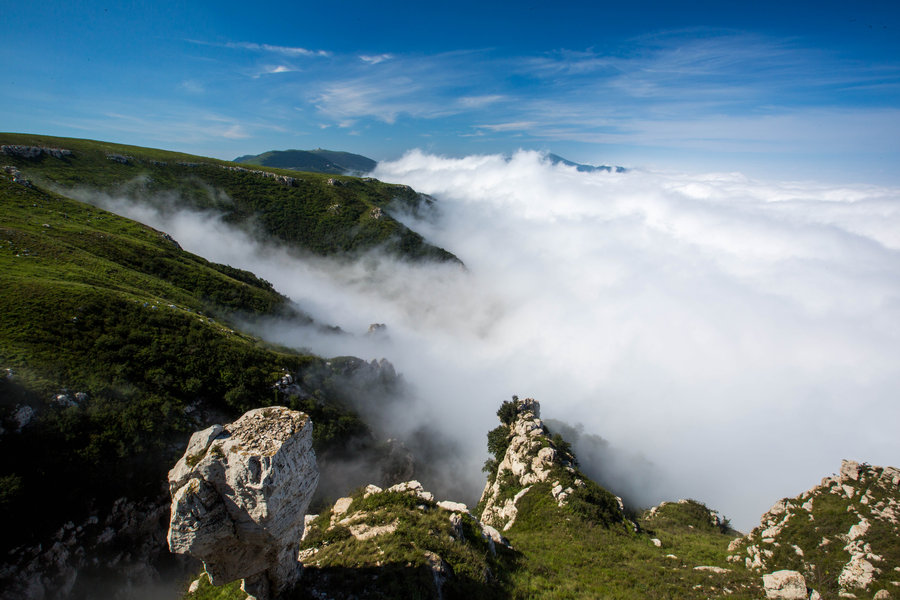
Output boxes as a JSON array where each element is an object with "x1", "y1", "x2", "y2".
[{"x1": 167, "y1": 407, "x2": 318, "y2": 599}]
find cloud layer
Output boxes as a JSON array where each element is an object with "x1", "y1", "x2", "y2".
[{"x1": 88, "y1": 153, "x2": 900, "y2": 530}]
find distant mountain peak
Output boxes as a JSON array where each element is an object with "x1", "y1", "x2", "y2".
[
  {"x1": 233, "y1": 148, "x2": 376, "y2": 175},
  {"x1": 546, "y1": 153, "x2": 626, "y2": 173}
]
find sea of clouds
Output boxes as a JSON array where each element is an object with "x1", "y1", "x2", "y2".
[{"x1": 87, "y1": 150, "x2": 900, "y2": 531}]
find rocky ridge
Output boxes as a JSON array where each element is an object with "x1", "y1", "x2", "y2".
[{"x1": 728, "y1": 460, "x2": 900, "y2": 599}]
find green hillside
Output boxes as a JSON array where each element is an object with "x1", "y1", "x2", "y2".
[
  {"x1": 234, "y1": 149, "x2": 377, "y2": 175},
  {"x1": 0, "y1": 168, "x2": 378, "y2": 558},
  {"x1": 0, "y1": 134, "x2": 456, "y2": 262}
]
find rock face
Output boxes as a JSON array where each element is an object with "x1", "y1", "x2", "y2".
[{"x1": 167, "y1": 407, "x2": 318, "y2": 599}]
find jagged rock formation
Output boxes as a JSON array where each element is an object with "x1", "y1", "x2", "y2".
[
  {"x1": 167, "y1": 407, "x2": 318, "y2": 600},
  {"x1": 728, "y1": 459, "x2": 900, "y2": 599},
  {"x1": 478, "y1": 397, "x2": 626, "y2": 531}
]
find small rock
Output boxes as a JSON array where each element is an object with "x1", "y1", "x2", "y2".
[
  {"x1": 437, "y1": 501, "x2": 469, "y2": 513},
  {"x1": 694, "y1": 566, "x2": 729, "y2": 574}
]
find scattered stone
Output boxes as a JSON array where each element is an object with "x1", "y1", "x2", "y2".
[
  {"x1": 347, "y1": 520, "x2": 398, "y2": 541},
  {"x1": 363, "y1": 484, "x2": 383, "y2": 498},
  {"x1": 437, "y1": 501, "x2": 469, "y2": 513},
  {"x1": 387, "y1": 480, "x2": 434, "y2": 502},
  {"x1": 695, "y1": 566, "x2": 729, "y2": 574},
  {"x1": 2, "y1": 165, "x2": 32, "y2": 186},
  {"x1": 106, "y1": 153, "x2": 133, "y2": 164}
]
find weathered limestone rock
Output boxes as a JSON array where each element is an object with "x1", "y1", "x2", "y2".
[
  {"x1": 762, "y1": 570, "x2": 808, "y2": 599},
  {"x1": 167, "y1": 407, "x2": 318, "y2": 599},
  {"x1": 479, "y1": 398, "x2": 553, "y2": 530},
  {"x1": 839, "y1": 554, "x2": 877, "y2": 591}
]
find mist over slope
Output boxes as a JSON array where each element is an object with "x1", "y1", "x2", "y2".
[{"x1": 91, "y1": 149, "x2": 900, "y2": 531}]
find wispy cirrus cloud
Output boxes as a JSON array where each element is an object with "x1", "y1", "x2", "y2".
[
  {"x1": 457, "y1": 94, "x2": 505, "y2": 108},
  {"x1": 474, "y1": 121, "x2": 536, "y2": 133},
  {"x1": 359, "y1": 53, "x2": 394, "y2": 65},
  {"x1": 310, "y1": 51, "x2": 497, "y2": 124},
  {"x1": 224, "y1": 41, "x2": 331, "y2": 57},
  {"x1": 253, "y1": 64, "x2": 300, "y2": 78},
  {"x1": 165, "y1": 32, "x2": 900, "y2": 176}
]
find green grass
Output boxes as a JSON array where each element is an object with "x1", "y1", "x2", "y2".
[
  {"x1": 502, "y1": 486, "x2": 761, "y2": 599},
  {"x1": 181, "y1": 575, "x2": 245, "y2": 600}
]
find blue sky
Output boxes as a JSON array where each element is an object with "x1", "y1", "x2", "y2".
[{"x1": 2, "y1": 0, "x2": 899, "y2": 181}]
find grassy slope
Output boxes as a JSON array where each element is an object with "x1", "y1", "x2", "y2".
[
  {"x1": 0, "y1": 172, "x2": 368, "y2": 553},
  {"x1": 497, "y1": 462, "x2": 761, "y2": 598},
  {"x1": 0, "y1": 133, "x2": 456, "y2": 262}
]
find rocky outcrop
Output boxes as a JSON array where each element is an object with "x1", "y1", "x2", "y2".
[
  {"x1": 167, "y1": 407, "x2": 318, "y2": 600},
  {"x1": 479, "y1": 398, "x2": 584, "y2": 531},
  {"x1": 296, "y1": 479, "x2": 509, "y2": 599},
  {"x1": 2, "y1": 165, "x2": 32, "y2": 187},
  {"x1": 728, "y1": 460, "x2": 900, "y2": 598},
  {"x1": 1, "y1": 145, "x2": 72, "y2": 159}
]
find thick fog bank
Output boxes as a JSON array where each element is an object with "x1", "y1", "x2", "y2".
[
  {"x1": 84, "y1": 151, "x2": 900, "y2": 531},
  {"x1": 372, "y1": 151, "x2": 900, "y2": 530}
]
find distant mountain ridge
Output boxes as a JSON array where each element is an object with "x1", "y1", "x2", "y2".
[
  {"x1": 234, "y1": 148, "x2": 377, "y2": 175},
  {"x1": 547, "y1": 153, "x2": 626, "y2": 173}
]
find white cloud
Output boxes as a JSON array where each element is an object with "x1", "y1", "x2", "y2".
[
  {"x1": 226, "y1": 41, "x2": 331, "y2": 57},
  {"x1": 474, "y1": 121, "x2": 536, "y2": 132},
  {"x1": 221, "y1": 124, "x2": 249, "y2": 139},
  {"x1": 457, "y1": 94, "x2": 505, "y2": 108},
  {"x1": 360, "y1": 53, "x2": 394, "y2": 65},
  {"x1": 81, "y1": 150, "x2": 900, "y2": 532},
  {"x1": 265, "y1": 65, "x2": 295, "y2": 74},
  {"x1": 178, "y1": 79, "x2": 205, "y2": 94}
]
